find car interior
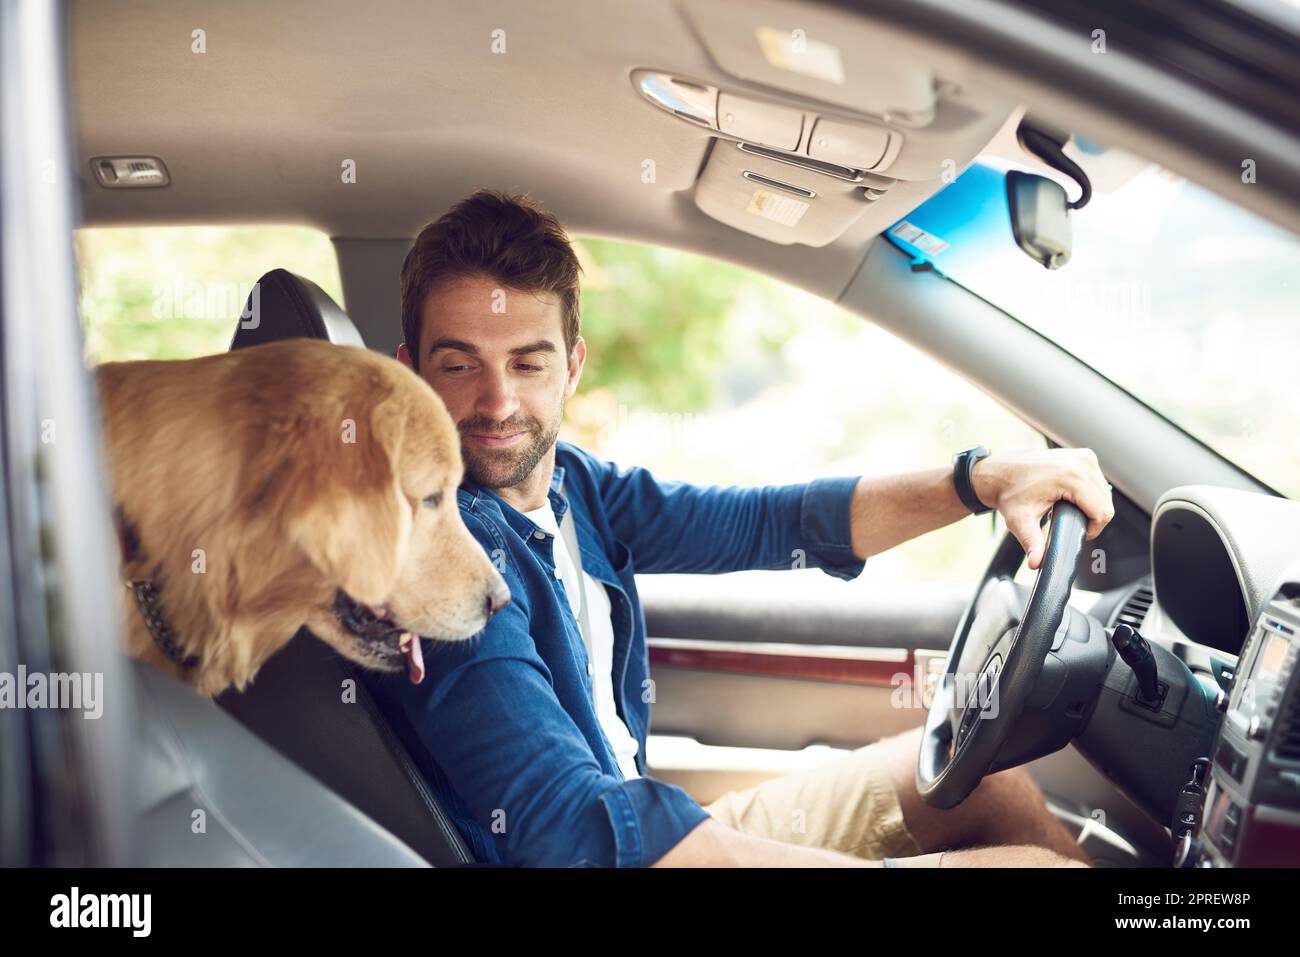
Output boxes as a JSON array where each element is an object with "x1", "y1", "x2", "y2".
[{"x1": 4, "y1": 0, "x2": 1299, "y2": 869}]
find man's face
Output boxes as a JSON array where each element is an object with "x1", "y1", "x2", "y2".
[{"x1": 398, "y1": 274, "x2": 583, "y2": 491}]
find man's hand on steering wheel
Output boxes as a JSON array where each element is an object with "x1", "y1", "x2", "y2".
[{"x1": 971, "y1": 447, "x2": 1116, "y2": 570}]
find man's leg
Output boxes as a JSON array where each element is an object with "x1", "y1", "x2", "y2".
[
  {"x1": 703, "y1": 728, "x2": 930, "y2": 863},
  {"x1": 702, "y1": 724, "x2": 1089, "y2": 866},
  {"x1": 870, "y1": 725, "x2": 1091, "y2": 864}
]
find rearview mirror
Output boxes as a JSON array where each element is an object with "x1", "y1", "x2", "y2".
[{"x1": 1006, "y1": 170, "x2": 1072, "y2": 270}]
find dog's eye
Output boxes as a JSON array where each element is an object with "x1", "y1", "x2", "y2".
[{"x1": 422, "y1": 492, "x2": 443, "y2": 509}]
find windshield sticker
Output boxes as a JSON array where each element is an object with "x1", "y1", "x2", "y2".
[
  {"x1": 756, "y1": 26, "x2": 846, "y2": 85},
  {"x1": 891, "y1": 221, "x2": 950, "y2": 257},
  {"x1": 747, "y1": 189, "x2": 810, "y2": 227}
]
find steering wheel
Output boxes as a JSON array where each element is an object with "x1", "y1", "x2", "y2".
[{"x1": 917, "y1": 501, "x2": 1088, "y2": 809}]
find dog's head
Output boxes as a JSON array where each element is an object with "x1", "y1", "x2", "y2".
[{"x1": 222, "y1": 341, "x2": 509, "y2": 686}]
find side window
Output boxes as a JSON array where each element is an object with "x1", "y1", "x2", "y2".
[
  {"x1": 75, "y1": 226, "x2": 342, "y2": 363},
  {"x1": 562, "y1": 238, "x2": 1042, "y2": 587}
]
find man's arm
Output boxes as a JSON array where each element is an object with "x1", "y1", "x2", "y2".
[
  {"x1": 372, "y1": 514, "x2": 710, "y2": 867},
  {"x1": 378, "y1": 605, "x2": 711, "y2": 866},
  {"x1": 847, "y1": 447, "x2": 1115, "y2": 570},
  {"x1": 572, "y1": 442, "x2": 1113, "y2": 579},
  {"x1": 572, "y1": 443, "x2": 864, "y2": 579}
]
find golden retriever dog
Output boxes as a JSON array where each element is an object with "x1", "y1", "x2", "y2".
[{"x1": 95, "y1": 339, "x2": 510, "y2": 697}]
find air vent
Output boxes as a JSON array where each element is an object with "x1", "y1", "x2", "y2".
[
  {"x1": 1276, "y1": 689, "x2": 1300, "y2": 762},
  {"x1": 1115, "y1": 584, "x2": 1155, "y2": 630}
]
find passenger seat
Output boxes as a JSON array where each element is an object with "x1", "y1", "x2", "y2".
[{"x1": 134, "y1": 661, "x2": 427, "y2": 866}]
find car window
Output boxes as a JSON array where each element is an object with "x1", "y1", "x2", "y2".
[
  {"x1": 76, "y1": 226, "x2": 342, "y2": 363},
  {"x1": 563, "y1": 238, "x2": 1043, "y2": 588},
  {"x1": 886, "y1": 149, "x2": 1300, "y2": 499},
  {"x1": 77, "y1": 228, "x2": 1042, "y2": 586}
]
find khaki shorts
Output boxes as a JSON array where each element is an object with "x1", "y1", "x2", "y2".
[{"x1": 702, "y1": 742, "x2": 945, "y2": 867}]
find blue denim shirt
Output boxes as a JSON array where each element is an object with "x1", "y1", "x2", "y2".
[{"x1": 364, "y1": 440, "x2": 866, "y2": 866}]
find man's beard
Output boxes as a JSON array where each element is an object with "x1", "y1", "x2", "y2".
[{"x1": 459, "y1": 409, "x2": 562, "y2": 491}]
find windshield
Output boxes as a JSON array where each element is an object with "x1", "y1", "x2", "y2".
[{"x1": 886, "y1": 146, "x2": 1300, "y2": 499}]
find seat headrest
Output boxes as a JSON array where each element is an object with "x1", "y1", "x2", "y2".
[{"x1": 230, "y1": 268, "x2": 366, "y2": 350}]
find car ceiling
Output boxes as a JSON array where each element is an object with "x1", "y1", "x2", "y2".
[{"x1": 69, "y1": 0, "x2": 1026, "y2": 300}]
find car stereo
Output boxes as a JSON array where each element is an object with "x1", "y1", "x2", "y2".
[{"x1": 1196, "y1": 566, "x2": 1300, "y2": 866}]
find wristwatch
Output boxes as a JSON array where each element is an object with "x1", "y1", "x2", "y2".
[{"x1": 952, "y1": 445, "x2": 993, "y2": 515}]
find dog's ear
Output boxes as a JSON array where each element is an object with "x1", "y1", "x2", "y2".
[{"x1": 276, "y1": 392, "x2": 413, "y2": 606}]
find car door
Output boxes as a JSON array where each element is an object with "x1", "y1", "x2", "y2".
[
  {"x1": 1, "y1": 0, "x2": 138, "y2": 866},
  {"x1": 641, "y1": 569, "x2": 967, "y2": 801}
]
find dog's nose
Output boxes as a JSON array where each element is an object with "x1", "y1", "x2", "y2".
[{"x1": 485, "y1": 581, "x2": 511, "y2": 620}]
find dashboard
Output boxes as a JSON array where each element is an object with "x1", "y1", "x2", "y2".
[{"x1": 1148, "y1": 486, "x2": 1300, "y2": 866}]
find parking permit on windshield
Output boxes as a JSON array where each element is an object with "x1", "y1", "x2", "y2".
[
  {"x1": 747, "y1": 188, "x2": 810, "y2": 227},
  {"x1": 891, "y1": 220, "x2": 950, "y2": 257}
]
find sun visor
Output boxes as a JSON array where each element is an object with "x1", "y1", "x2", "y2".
[{"x1": 676, "y1": 0, "x2": 936, "y2": 126}]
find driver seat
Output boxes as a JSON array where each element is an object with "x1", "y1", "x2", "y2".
[{"x1": 216, "y1": 269, "x2": 475, "y2": 865}]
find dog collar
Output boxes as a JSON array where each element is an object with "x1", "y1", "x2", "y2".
[{"x1": 114, "y1": 507, "x2": 200, "y2": 671}]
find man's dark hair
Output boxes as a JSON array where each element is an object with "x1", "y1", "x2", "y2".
[{"x1": 400, "y1": 189, "x2": 583, "y2": 369}]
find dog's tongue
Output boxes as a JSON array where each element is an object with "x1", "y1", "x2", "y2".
[{"x1": 403, "y1": 632, "x2": 425, "y2": 685}]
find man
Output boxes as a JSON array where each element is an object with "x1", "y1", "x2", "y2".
[{"x1": 369, "y1": 189, "x2": 1113, "y2": 867}]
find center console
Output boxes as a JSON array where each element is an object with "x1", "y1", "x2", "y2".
[{"x1": 1195, "y1": 564, "x2": 1300, "y2": 866}]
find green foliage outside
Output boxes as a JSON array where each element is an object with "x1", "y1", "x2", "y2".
[
  {"x1": 574, "y1": 238, "x2": 815, "y2": 413},
  {"x1": 77, "y1": 226, "x2": 344, "y2": 363}
]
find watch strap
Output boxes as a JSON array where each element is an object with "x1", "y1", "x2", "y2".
[{"x1": 953, "y1": 445, "x2": 993, "y2": 515}]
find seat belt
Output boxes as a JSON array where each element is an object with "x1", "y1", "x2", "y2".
[{"x1": 557, "y1": 480, "x2": 595, "y2": 670}]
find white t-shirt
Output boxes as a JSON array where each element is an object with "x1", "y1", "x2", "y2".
[{"x1": 521, "y1": 501, "x2": 642, "y2": 780}]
